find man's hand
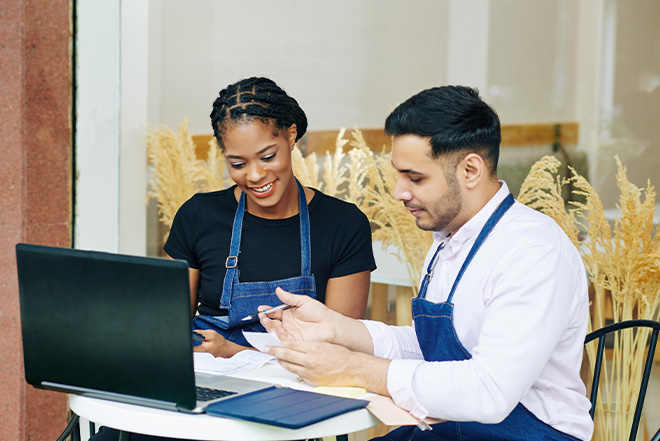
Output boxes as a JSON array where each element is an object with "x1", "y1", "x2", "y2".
[
  {"x1": 259, "y1": 287, "x2": 339, "y2": 343},
  {"x1": 260, "y1": 287, "x2": 376, "y2": 355},
  {"x1": 264, "y1": 340, "x2": 390, "y2": 396}
]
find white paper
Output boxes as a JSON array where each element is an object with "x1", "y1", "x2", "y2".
[
  {"x1": 242, "y1": 331, "x2": 282, "y2": 352},
  {"x1": 193, "y1": 350, "x2": 275, "y2": 375},
  {"x1": 229, "y1": 363, "x2": 303, "y2": 387}
]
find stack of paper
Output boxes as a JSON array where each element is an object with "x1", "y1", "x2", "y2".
[{"x1": 193, "y1": 350, "x2": 275, "y2": 376}]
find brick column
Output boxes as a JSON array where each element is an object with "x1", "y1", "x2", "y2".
[{"x1": 0, "y1": 0, "x2": 72, "y2": 439}]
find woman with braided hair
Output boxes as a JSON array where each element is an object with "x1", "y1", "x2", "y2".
[
  {"x1": 165, "y1": 76, "x2": 376, "y2": 358},
  {"x1": 89, "y1": 77, "x2": 375, "y2": 441}
]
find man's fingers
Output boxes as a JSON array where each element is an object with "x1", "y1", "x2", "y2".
[
  {"x1": 265, "y1": 344, "x2": 306, "y2": 363},
  {"x1": 276, "y1": 359, "x2": 308, "y2": 379},
  {"x1": 259, "y1": 313, "x2": 282, "y2": 330},
  {"x1": 274, "y1": 287, "x2": 293, "y2": 302}
]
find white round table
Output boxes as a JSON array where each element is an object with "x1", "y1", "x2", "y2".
[
  {"x1": 70, "y1": 363, "x2": 380, "y2": 441},
  {"x1": 70, "y1": 394, "x2": 378, "y2": 440}
]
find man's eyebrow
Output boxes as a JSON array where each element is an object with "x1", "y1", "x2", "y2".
[
  {"x1": 390, "y1": 160, "x2": 424, "y2": 175},
  {"x1": 226, "y1": 144, "x2": 276, "y2": 159}
]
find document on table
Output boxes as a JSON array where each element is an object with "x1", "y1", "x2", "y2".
[
  {"x1": 313, "y1": 386, "x2": 368, "y2": 398},
  {"x1": 237, "y1": 331, "x2": 438, "y2": 428},
  {"x1": 366, "y1": 395, "x2": 443, "y2": 429},
  {"x1": 242, "y1": 331, "x2": 282, "y2": 351},
  {"x1": 193, "y1": 350, "x2": 275, "y2": 375}
]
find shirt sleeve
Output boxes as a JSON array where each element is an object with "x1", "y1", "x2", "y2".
[
  {"x1": 360, "y1": 319, "x2": 424, "y2": 359},
  {"x1": 328, "y1": 204, "x2": 377, "y2": 278},
  {"x1": 386, "y1": 240, "x2": 582, "y2": 423},
  {"x1": 163, "y1": 195, "x2": 200, "y2": 269},
  {"x1": 360, "y1": 319, "x2": 428, "y2": 417}
]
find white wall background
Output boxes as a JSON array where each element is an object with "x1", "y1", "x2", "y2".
[
  {"x1": 148, "y1": 0, "x2": 451, "y2": 134},
  {"x1": 76, "y1": 0, "x2": 660, "y2": 253},
  {"x1": 76, "y1": 0, "x2": 148, "y2": 254},
  {"x1": 75, "y1": 0, "x2": 121, "y2": 252}
]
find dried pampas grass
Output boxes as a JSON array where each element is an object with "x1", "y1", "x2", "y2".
[
  {"x1": 342, "y1": 128, "x2": 433, "y2": 295},
  {"x1": 517, "y1": 155, "x2": 581, "y2": 249},
  {"x1": 291, "y1": 146, "x2": 320, "y2": 190},
  {"x1": 518, "y1": 154, "x2": 660, "y2": 441},
  {"x1": 146, "y1": 118, "x2": 230, "y2": 239}
]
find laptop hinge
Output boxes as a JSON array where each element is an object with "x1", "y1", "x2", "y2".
[{"x1": 41, "y1": 381, "x2": 183, "y2": 412}]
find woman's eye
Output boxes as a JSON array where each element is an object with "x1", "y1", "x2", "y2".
[
  {"x1": 262, "y1": 154, "x2": 276, "y2": 162},
  {"x1": 229, "y1": 162, "x2": 246, "y2": 169},
  {"x1": 409, "y1": 176, "x2": 421, "y2": 183}
]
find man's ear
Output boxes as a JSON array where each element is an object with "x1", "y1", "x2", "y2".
[
  {"x1": 287, "y1": 124, "x2": 298, "y2": 150},
  {"x1": 461, "y1": 153, "x2": 485, "y2": 189}
]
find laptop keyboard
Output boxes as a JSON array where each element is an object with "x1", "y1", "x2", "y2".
[{"x1": 195, "y1": 386, "x2": 237, "y2": 402}]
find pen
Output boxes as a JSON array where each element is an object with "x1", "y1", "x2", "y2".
[
  {"x1": 417, "y1": 420, "x2": 433, "y2": 431},
  {"x1": 241, "y1": 304, "x2": 296, "y2": 322}
]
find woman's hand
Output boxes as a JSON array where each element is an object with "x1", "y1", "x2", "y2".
[{"x1": 192, "y1": 329, "x2": 251, "y2": 358}]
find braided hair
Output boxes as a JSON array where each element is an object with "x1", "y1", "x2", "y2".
[{"x1": 210, "y1": 77, "x2": 308, "y2": 150}]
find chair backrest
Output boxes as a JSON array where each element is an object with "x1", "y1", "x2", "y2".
[{"x1": 584, "y1": 319, "x2": 660, "y2": 441}]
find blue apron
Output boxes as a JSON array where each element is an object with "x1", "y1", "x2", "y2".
[
  {"x1": 193, "y1": 180, "x2": 316, "y2": 347},
  {"x1": 375, "y1": 194, "x2": 581, "y2": 441}
]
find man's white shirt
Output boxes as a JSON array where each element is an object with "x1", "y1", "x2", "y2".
[{"x1": 362, "y1": 182, "x2": 593, "y2": 441}]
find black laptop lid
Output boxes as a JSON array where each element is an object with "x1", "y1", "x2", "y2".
[{"x1": 16, "y1": 243, "x2": 197, "y2": 410}]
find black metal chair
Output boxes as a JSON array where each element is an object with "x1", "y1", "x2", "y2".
[
  {"x1": 585, "y1": 319, "x2": 660, "y2": 441},
  {"x1": 55, "y1": 412, "x2": 80, "y2": 441}
]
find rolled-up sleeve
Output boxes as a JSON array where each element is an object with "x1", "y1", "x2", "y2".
[
  {"x1": 360, "y1": 319, "x2": 423, "y2": 359},
  {"x1": 360, "y1": 320, "x2": 429, "y2": 418}
]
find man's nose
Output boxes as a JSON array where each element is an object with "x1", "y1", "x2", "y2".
[{"x1": 393, "y1": 178, "x2": 412, "y2": 202}]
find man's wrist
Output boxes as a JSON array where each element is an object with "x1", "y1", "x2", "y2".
[
  {"x1": 347, "y1": 351, "x2": 390, "y2": 396},
  {"x1": 330, "y1": 311, "x2": 353, "y2": 345},
  {"x1": 333, "y1": 314, "x2": 374, "y2": 354}
]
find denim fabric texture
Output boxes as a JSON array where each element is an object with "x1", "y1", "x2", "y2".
[{"x1": 194, "y1": 179, "x2": 316, "y2": 347}]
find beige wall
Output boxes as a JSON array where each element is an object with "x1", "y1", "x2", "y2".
[
  {"x1": 148, "y1": 0, "x2": 449, "y2": 133},
  {"x1": 488, "y1": 0, "x2": 579, "y2": 123},
  {"x1": 145, "y1": 0, "x2": 660, "y2": 210},
  {"x1": 597, "y1": 1, "x2": 660, "y2": 207}
]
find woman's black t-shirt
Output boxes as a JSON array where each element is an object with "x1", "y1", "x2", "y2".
[{"x1": 164, "y1": 186, "x2": 377, "y2": 316}]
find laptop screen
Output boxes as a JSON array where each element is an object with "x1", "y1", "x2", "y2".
[{"x1": 16, "y1": 243, "x2": 197, "y2": 410}]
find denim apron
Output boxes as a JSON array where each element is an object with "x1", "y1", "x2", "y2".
[
  {"x1": 376, "y1": 194, "x2": 581, "y2": 441},
  {"x1": 193, "y1": 180, "x2": 316, "y2": 347}
]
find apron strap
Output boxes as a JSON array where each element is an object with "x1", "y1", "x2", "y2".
[
  {"x1": 220, "y1": 179, "x2": 311, "y2": 309},
  {"x1": 446, "y1": 193, "x2": 514, "y2": 303},
  {"x1": 220, "y1": 191, "x2": 246, "y2": 309},
  {"x1": 297, "y1": 180, "x2": 312, "y2": 275},
  {"x1": 417, "y1": 242, "x2": 445, "y2": 300}
]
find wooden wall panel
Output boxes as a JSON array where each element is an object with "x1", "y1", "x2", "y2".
[{"x1": 193, "y1": 123, "x2": 579, "y2": 159}]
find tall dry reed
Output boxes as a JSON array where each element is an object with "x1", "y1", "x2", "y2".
[
  {"x1": 341, "y1": 128, "x2": 433, "y2": 295},
  {"x1": 518, "y1": 155, "x2": 660, "y2": 441}
]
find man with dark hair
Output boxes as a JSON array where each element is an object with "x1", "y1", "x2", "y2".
[{"x1": 262, "y1": 85, "x2": 593, "y2": 440}]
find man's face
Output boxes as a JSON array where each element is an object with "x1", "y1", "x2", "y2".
[{"x1": 391, "y1": 135, "x2": 463, "y2": 232}]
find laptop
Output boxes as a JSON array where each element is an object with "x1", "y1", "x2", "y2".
[{"x1": 16, "y1": 243, "x2": 271, "y2": 413}]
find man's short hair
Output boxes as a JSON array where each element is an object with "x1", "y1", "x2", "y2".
[{"x1": 385, "y1": 85, "x2": 501, "y2": 174}]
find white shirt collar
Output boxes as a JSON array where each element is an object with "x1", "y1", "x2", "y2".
[{"x1": 432, "y1": 181, "x2": 510, "y2": 249}]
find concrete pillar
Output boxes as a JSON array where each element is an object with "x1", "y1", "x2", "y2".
[{"x1": 0, "y1": 0, "x2": 72, "y2": 439}]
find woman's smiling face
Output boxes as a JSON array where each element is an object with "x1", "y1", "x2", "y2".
[{"x1": 222, "y1": 119, "x2": 299, "y2": 219}]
